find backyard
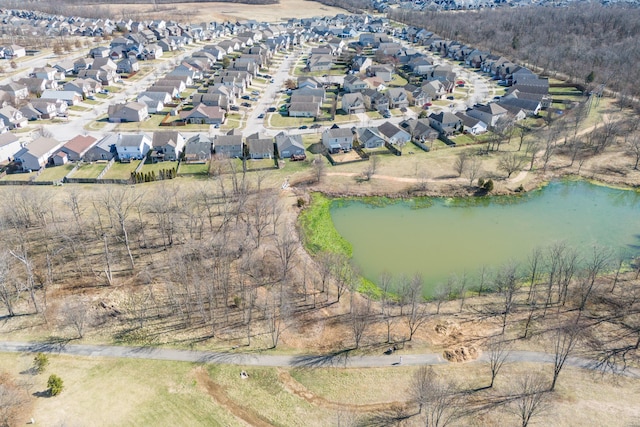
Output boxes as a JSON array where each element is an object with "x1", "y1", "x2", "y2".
[
  {"x1": 69, "y1": 162, "x2": 108, "y2": 179},
  {"x1": 101, "y1": 161, "x2": 140, "y2": 180}
]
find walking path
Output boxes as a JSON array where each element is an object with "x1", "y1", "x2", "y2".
[{"x1": 0, "y1": 341, "x2": 638, "y2": 378}]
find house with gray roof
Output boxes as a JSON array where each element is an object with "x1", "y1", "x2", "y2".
[
  {"x1": 214, "y1": 133, "x2": 244, "y2": 158},
  {"x1": 275, "y1": 132, "x2": 305, "y2": 159},
  {"x1": 14, "y1": 137, "x2": 64, "y2": 171},
  {"x1": 115, "y1": 133, "x2": 152, "y2": 161},
  {"x1": 322, "y1": 126, "x2": 353, "y2": 153}
]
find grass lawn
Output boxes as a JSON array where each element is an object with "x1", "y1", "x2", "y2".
[
  {"x1": 1, "y1": 170, "x2": 37, "y2": 181},
  {"x1": 83, "y1": 99, "x2": 100, "y2": 105},
  {"x1": 102, "y1": 160, "x2": 140, "y2": 179},
  {"x1": 69, "y1": 162, "x2": 107, "y2": 179},
  {"x1": 140, "y1": 161, "x2": 179, "y2": 175},
  {"x1": 244, "y1": 158, "x2": 276, "y2": 170},
  {"x1": 389, "y1": 74, "x2": 408, "y2": 87},
  {"x1": 268, "y1": 113, "x2": 314, "y2": 128},
  {"x1": 366, "y1": 111, "x2": 383, "y2": 119},
  {"x1": 115, "y1": 115, "x2": 165, "y2": 131},
  {"x1": 85, "y1": 117, "x2": 108, "y2": 131},
  {"x1": 178, "y1": 162, "x2": 209, "y2": 176},
  {"x1": 69, "y1": 105, "x2": 91, "y2": 112},
  {"x1": 36, "y1": 163, "x2": 75, "y2": 181}
]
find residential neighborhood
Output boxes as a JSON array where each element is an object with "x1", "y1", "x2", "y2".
[{"x1": 0, "y1": 8, "x2": 559, "y2": 184}]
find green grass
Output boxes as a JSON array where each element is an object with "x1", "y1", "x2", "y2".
[
  {"x1": 178, "y1": 162, "x2": 209, "y2": 176},
  {"x1": 70, "y1": 162, "x2": 107, "y2": 179},
  {"x1": 140, "y1": 161, "x2": 179, "y2": 175},
  {"x1": 268, "y1": 113, "x2": 315, "y2": 128},
  {"x1": 388, "y1": 74, "x2": 408, "y2": 87},
  {"x1": 115, "y1": 115, "x2": 165, "y2": 131},
  {"x1": 298, "y1": 192, "x2": 353, "y2": 256},
  {"x1": 36, "y1": 163, "x2": 75, "y2": 181},
  {"x1": 1, "y1": 170, "x2": 37, "y2": 181},
  {"x1": 69, "y1": 105, "x2": 91, "y2": 112},
  {"x1": 102, "y1": 160, "x2": 140, "y2": 179}
]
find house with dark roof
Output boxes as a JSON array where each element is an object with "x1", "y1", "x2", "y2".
[
  {"x1": 246, "y1": 133, "x2": 274, "y2": 159},
  {"x1": 108, "y1": 102, "x2": 149, "y2": 122},
  {"x1": 355, "y1": 127, "x2": 384, "y2": 149},
  {"x1": 151, "y1": 131, "x2": 185, "y2": 161},
  {"x1": 467, "y1": 103, "x2": 508, "y2": 127},
  {"x1": 378, "y1": 121, "x2": 410, "y2": 145},
  {"x1": 180, "y1": 104, "x2": 225, "y2": 125},
  {"x1": 455, "y1": 112, "x2": 487, "y2": 135},
  {"x1": 275, "y1": 132, "x2": 305, "y2": 159},
  {"x1": 184, "y1": 134, "x2": 212, "y2": 162},
  {"x1": 428, "y1": 112, "x2": 462, "y2": 135}
]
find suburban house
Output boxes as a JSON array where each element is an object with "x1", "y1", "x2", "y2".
[
  {"x1": 180, "y1": 104, "x2": 225, "y2": 125},
  {"x1": 214, "y1": 133, "x2": 244, "y2": 158},
  {"x1": 63, "y1": 78, "x2": 102, "y2": 97},
  {"x1": 108, "y1": 102, "x2": 149, "y2": 122},
  {"x1": 351, "y1": 55, "x2": 372, "y2": 72},
  {"x1": 137, "y1": 91, "x2": 172, "y2": 113},
  {"x1": 368, "y1": 64, "x2": 394, "y2": 82},
  {"x1": 399, "y1": 118, "x2": 439, "y2": 143},
  {"x1": 115, "y1": 133, "x2": 152, "y2": 161},
  {"x1": 297, "y1": 76, "x2": 323, "y2": 90},
  {"x1": 275, "y1": 132, "x2": 305, "y2": 159},
  {"x1": 0, "y1": 106, "x2": 27, "y2": 129},
  {"x1": 0, "y1": 133, "x2": 21, "y2": 162},
  {"x1": 151, "y1": 131, "x2": 185, "y2": 161},
  {"x1": 3, "y1": 45, "x2": 25, "y2": 59},
  {"x1": 455, "y1": 112, "x2": 488, "y2": 135},
  {"x1": 343, "y1": 74, "x2": 368, "y2": 93},
  {"x1": 40, "y1": 90, "x2": 83, "y2": 106},
  {"x1": 422, "y1": 80, "x2": 447, "y2": 100},
  {"x1": 116, "y1": 57, "x2": 140, "y2": 74},
  {"x1": 429, "y1": 112, "x2": 463, "y2": 135},
  {"x1": 362, "y1": 89, "x2": 389, "y2": 112},
  {"x1": 307, "y1": 54, "x2": 334, "y2": 72},
  {"x1": 84, "y1": 134, "x2": 117, "y2": 161},
  {"x1": 246, "y1": 133, "x2": 274, "y2": 159},
  {"x1": 184, "y1": 134, "x2": 213, "y2": 162},
  {"x1": 386, "y1": 88, "x2": 409, "y2": 109},
  {"x1": 60, "y1": 135, "x2": 99, "y2": 161},
  {"x1": 288, "y1": 102, "x2": 319, "y2": 118},
  {"x1": 341, "y1": 92, "x2": 366, "y2": 114},
  {"x1": 191, "y1": 93, "x2": 229, "y2": 110},
  {"x1": 467, "y1": 103, "x2": 508, "y2": 127},
  {"x1": 498, "y1": 97, "x2": 542, "y2": 116},
  {"x1": 355, "y1": 127, "x2": 385, "y2": 149},
  {"x1": 378, "y1": 121, "x2": 411, "y2": 145},
  {"x1": 19, "y1": 103, "x2": 43, "y2": 121},
  {"x1": 14, "y1": 137, "x2": 64, "y2": 171},
  {"x1": 0, "y1": 82, "x2": 29, "y2": 102},
  {"x1": 322, "y1": 126, "x2": 354, "y2": 153}
]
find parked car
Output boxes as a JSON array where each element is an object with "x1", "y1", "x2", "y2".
[
  {"x1": 241, "y1": 102, "x2": 251, "y2": 107},
  {"x1": 251, "y1": 90, "x2": 260, "y2": 95},
  {"x1": 250, "y1": 97, "x2": 258, "y2": 101},
  {"x1": 241, "y1": 95, "x2": 250, "y2": 100},
  {"x1": 230, "y1": 105, "x2": 239, "y2": 111},
  {"x1": 447, "y1": 96, "x2": 455, "y2": 100},
  {"x1": 257, "y1": 113, "x2": 265, "y2": 118},
  {"x1": 310, "y1": 124, "x2": 321, "y2": 129},
  {"x1": 267, "y1": 107, "x2": 276, "y2": 112},
  {"x1": 299, "y1": 125, "x2": 308, "y2": 129},
  {"x1": 99, "y1": 89, "x2": 109, "y2": 94}
]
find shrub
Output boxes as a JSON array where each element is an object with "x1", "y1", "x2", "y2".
[
  {"x1": 47, "y1": 374, "x2": 64, "y2": 396},
  {"x1": 478, "y1": 177, "x2": 485, "y2": 188},
  {"x1": 33, "y1": 353, "x2": 49, "y2": 374},
  {"x1": 483, "y1": 179, "x2": 494, "y2": 192},
  {"x1": 297, "y1": 197, "x2": 306, "y2": 208}
]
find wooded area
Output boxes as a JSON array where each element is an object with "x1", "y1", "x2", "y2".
[{"x1": 390, "y1": 5, "x2": 640, "y2": 110}]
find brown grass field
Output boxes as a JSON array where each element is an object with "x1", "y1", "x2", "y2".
[{"x1": 86, "y1": 0, "x2": 348, "y2": 23}]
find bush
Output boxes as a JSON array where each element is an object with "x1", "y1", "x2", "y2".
[
  {"x1": 33, "y1": 353, "x2": 49, "y2": 374},
  {"x1": 297, "y1": 197, "x2": 306, "y2": 207},
  {"x1": 477, "y1": 177, "x2": 485, "y2": 188},
  {"x1": 47, "y1": 374, "x2": 64, "y2": 396},
  {"x1": 483, "y1": 179, "x2": 494, "y2": 192}
]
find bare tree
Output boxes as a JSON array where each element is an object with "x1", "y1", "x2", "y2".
[
  {"x1": 508, "y1": 373, "x2": 550, "y2": 427},
  {"x1": 363, "y1": 155, "x2": 379, "y2": 181},
  {"x1": 312, "y1": 154, "x2": 326, "y2": 184},
  {"x1": 409, "y1": 366, "x2": 463, "y2": 427},
  {"x1": 464, "y1": 156, "x2": 483, "y2": 186},
  {"x1": 63, "y1": 298, "x2": 90, "y2": 339},
  {"x1": 350, "y1": 297, "x2": 372, "y2": 349},
  {"x1": 487, "y1": 337, "x2": 511, "y2": 388},
  {"x1": 406, "y1": 274, "x2": 428, "y2": 341},
  {"x1": 379, "y1": 271, "x2": 395, "y2": 343},
  {"x1": 550, "y1": 323, "x2": 581, "y2": 391},
  {"x1": 498, "y1": 152, "x2": 525, "y2": 178},
  {"x1": 102, "y1": 187, "x2": 141, "y2": 270},
  {"x1": 0, "y1": 251, "x2": 18, "y2": 317},
  {"x1": 626, "y1": 134, "x2": 640, "y2": 170},
  {"x1": 495, "y1": 262, "x2": 519, "y2": 335},
  {"x1": 453, "y1": 151, "x2": 468, "y2": 177}
]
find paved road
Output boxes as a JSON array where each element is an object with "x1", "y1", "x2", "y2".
[{"x1": 1, "y1": 341, "x2": 638, "y2": 377}]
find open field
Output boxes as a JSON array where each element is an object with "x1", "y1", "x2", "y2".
[
  {"x1": 86, "y1": 0, "x2": 348, "y2": 24},
  {"x1": 0, "y1": 352, "x2": 638, "y2": 427}
]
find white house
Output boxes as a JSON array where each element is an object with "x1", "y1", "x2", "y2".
[
  {"x1": 0, "y1": 132, "x2": 21, "y2": 162},
  {"x1": 14, "y1": 137, "x2": 64, "y2": 171},
  {"x1": 115, "y1": 133, "x2": 152, "y2": 160}
]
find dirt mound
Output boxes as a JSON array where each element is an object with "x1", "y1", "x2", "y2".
[
  {"x1": 443, "y1": 346, "x2": 479, "y2": 363},
  {"x1": 434, "y1": 321, "x2": 462, "y2": 340}
]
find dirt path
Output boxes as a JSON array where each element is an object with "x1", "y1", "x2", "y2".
[
  {"x1": 277, "y1": 369, "x2": 406, "y2": 413},
  {"x1": 195, "y1": 366, "x2": 274, "y2": 427}
]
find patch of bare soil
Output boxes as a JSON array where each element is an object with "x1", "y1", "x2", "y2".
[
  {"x1": 277, "y1": 369, "x2": 406, "y2": 412},
  {"x1": 194, "y1": 367, "x2": 274, "y2": 427},
  {"x1": 442, "y1": 346, "x2": 479, "y2": 363}
]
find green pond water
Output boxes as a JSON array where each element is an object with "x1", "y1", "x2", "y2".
[{"x1": 330, "y1": 181, "x2": 640, "y2": 295}]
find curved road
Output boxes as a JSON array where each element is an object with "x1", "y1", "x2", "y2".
[{"x1": 0, "y1": 341, "x2": 638, "y2": 378}]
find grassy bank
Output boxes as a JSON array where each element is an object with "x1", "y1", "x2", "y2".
[{"x1": 298, "y1": 193, "x2": 352, "y2": 256}]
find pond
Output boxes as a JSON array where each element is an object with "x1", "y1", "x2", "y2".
[{"x1": 330, "y1": 181, "x2": 640, "y2": 295}]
